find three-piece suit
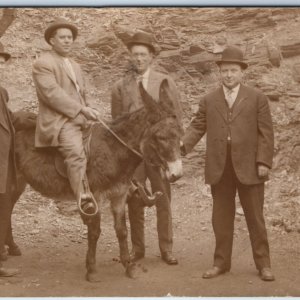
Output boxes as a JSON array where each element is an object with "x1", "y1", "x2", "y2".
[{"x1": 183, "y1": 84, "x2": 274, "y2": 271}]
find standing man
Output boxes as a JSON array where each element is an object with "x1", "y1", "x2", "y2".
[
  {"x1": 111, "y1": 32, "x2": 182, "y2": 265},
  {"x1": 32, "y1": 18, "x2": 99, "y2": 215},
  {"x1": 0, "y1": 42, "x2": 20, "y2": 277},
  {"x1": 182, "y1": 46, "x2": 275, "y2": 281}
]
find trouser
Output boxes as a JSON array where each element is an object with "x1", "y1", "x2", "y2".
[
  {"x1": 58, "y1": 114, "x2": 89, "y2": 200},
  {"x1": 0, "y1": 152, "x2": 16, "y2": 256},
  {"x1": 210, "y1": 144, "x2": 271, "y2": 271},
  {"x1": 128, "y1": 162, "x2": 173, "y2": 254}
]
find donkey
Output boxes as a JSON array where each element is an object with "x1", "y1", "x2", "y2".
[{"x1": 13, "y1": 79, "x2": 183, "y2": 281}]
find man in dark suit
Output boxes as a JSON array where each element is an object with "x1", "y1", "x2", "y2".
[
  {"x1": 0, "y1": 43, "x2": 21, "y2": 277},
  {"x1": 111, "y1": 32, "x2": 182, "y2": 265},
  {"x1": 182, "y1": 46, "x2": 275, "y2": 281},
  {"x1": 33, "y1": 18, "x2": 99, "y2": 216}
]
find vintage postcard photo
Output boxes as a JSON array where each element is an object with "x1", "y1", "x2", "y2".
[{"x1": 0, "y1": 7, "x2": 299, "y2": 297}]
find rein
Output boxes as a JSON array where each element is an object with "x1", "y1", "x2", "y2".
[{"x1": 95, "y1": 117, "x2": 143, "y2": 159}]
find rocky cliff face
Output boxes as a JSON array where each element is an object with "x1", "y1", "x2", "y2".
[{"x1": 1, "y1": 7, "x2": 299, "y2": 232}]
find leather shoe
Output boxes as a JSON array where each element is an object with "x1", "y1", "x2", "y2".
[
  {"x1": 259, "y1": 267, "x2": 275, "y2": 281},
  {"x1": 130, "y1": 251, "x2": 145, "y2": 262},
  {"x1": 202, "y1": 266, "x2": 227, "y2": 279},
  {"x1": 8, "y1": 245, "x2": 22, "y2": 256},
  {"x1": 0, "y1": 267, "x2": 19, "y2": 277},
  {"x1": 161, "y1": 252, "x2": 178, "y2": 265}
]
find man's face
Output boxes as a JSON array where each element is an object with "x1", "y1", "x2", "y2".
[
  {"x1": 130, "y1": 45, "x2": 153, "y2": 74},
  {"x1": 50, "y1": 28, "x2": 74, "y2": 57},
  {"x1": 219, "y1": 63, "x2": 244, "y2": 89},
  {"x1": 0, "y1": 55, "x2": 6, "y2": 69}
]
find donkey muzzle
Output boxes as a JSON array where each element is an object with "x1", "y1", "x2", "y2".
[{"x1": 166, "y1": 159, "x2": 183, "y2": 183}]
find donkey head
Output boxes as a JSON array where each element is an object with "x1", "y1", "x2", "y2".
[{"x1": 138, "y1": 79, "x2": 183, "y2": 182}]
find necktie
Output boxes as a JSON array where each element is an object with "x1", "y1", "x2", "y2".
[
  {"x1": 64, "y1": 58, "x2": 80, "y2": 93},
  {"x1": 226, "y1": 89, "x2": 235, "y2": 108},
  {"x1": 136, "y1": 75, "x2": 144, "y2": 85}
]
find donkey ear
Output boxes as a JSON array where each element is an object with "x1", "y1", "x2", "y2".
[
  {"x1": 139, "y1": 82, "x2": 161, "y2": 123},
  {"x1": 158, "y1": 79, "x2": 176, "y2": 115}
]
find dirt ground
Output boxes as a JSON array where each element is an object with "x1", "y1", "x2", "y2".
[{"x1": 0, "y1": 175, "x2": 299, "y2": 297}]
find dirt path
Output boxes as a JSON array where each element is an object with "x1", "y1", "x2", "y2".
[{"x1": 0, "y1": 177, "x2": 299, "y2": 297}]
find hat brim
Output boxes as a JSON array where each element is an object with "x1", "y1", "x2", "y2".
[
  {"x1": 0, "y1": 52, "x2": 11, "y2": 61},
  {"x1": 216, "y1": 60, "x2": 248, "y2": 69},
  {"x1": 44, "y1": 23, "x2": 78, "y2": 45},
  {"x1": 127, "y1": 41, "x2": 156, "y2": 54}
]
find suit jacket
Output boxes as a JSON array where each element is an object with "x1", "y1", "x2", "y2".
[
  {"x1": 111, "y1": 69, "x2": 182, "y2": 122},
  {"x1": 183, "y1": 84, "x2": 274, "y2": 185},
  {"x1": 0, "y1": 86, "x2": 17, "y2": 193},
  {"x1": 33, "y1": 50, "x2": 91, "y2": 147}
]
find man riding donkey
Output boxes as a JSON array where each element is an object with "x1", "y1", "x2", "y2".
[
  {"x1": 32, "y1": 18, "x2": 100, "y2": 217},
  {"x1": 32, "y1": 18, "x2": 158, "y2": 219}
]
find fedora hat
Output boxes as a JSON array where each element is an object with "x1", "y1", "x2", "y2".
[
  {"x1": 127, "y1": 32, "x2": 156, "y2": 54},
  {"x1": 216, "y1": 46, "x2": 248, "y2": 69},
  {"x1": 44, "y1": 17, "x2": 78, "y2": 45},
  {"x1": 0, "y1": 42, "x2": 11, "y2": 61}
]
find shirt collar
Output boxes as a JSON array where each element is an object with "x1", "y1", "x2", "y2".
[
  {"x1": 138, "y1": 67, "x2": 151, "y2": 79},
  {"x1": 223, "y1": 84, "x2": 240, "y2": 95}
]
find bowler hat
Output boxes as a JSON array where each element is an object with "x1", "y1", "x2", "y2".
[
  {"x1": 216, "y1": 46, "x2": 248, "y2": 69},
  {"x1": 44, "y1": 17, "x2": 78, "y2": 45},
  {"x1": 127, "y1": 32, "x2": 156, "y2": 54},
  {"x1": 0, "y1": 42, "x2": 11, "y2": 61}
]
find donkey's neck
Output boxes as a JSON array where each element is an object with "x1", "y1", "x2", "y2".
[{"x1": 110, "y1": 108, "x2": 149, "y2": 153}]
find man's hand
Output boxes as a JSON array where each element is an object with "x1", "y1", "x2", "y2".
[
  {"x1": 80, "y1": 107, "x2": 100, "y2": 121},
  {"x1": 258, "y1": 164, "x2": 269, "y2": 178}
]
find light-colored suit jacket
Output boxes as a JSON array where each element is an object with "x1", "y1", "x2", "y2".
[
  {"x1": 183, "y1": 84, "x2": 274, "y2": 185},
  {"x1": 111, "y1": 69, "x2": 182, "y2": 122},
  {"x1": 33, "y1": 50, "x2": 91, "y2": 147}
]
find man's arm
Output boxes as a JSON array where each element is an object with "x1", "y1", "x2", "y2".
[
  {"x1": 256, "y1": 92, "x2": 274, "y2": 169},
  {"x1": 111, "y1": 81, "x2": 123, "y2": 120},
  {"x1": 32, "y1": 59, "x2": 83, "y2": 119},
  {"x1": 182, "y1": 97, "x2": 207, "y2": 154}
]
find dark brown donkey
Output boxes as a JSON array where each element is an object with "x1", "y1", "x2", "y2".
[{"x1": 13, "y1": 80, "x2": 183, "y2": 281}]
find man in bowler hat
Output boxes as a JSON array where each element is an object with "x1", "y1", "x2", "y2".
[
  {"x1": 32, "y1": 18, "x2": 99, "y2": 216},
  {"x1": 181, "y1": 46, "x2": 275, "y2": 281},
  {"x1": 111, "y1": 32, "x2": 183, "y2": 265}
]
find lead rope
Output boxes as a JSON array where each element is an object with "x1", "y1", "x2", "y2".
[{"x1": 95, "y1": 117, "x2": 143, "y2": 159}]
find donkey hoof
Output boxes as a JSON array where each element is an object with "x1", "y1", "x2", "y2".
[
  {"x1": 86, "y1": 271, "x2": 101, "y2": 282},
  {"x1": 125, "y1": 263, "x2": 138, "y2": 279}
]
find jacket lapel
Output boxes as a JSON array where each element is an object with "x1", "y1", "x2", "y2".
[
  {"x1": 214, "y1": 87, "x2": 228, "y2": 122},
  {"x1": 231, "y1": 84, "x2": 249, "y2": 121},
  {"x1": 145, "y1": 70, "x2": 160, "y2": 102}
]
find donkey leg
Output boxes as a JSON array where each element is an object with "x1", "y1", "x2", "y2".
[
  {"x1": 111, "y1": 197, "x2": 137, "y2": 278},
  {"x1": 84, "y1": 212, "x2": 101, "y2": 282}
]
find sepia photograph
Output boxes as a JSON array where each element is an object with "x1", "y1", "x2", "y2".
[{"x1": 0, "y1": 6, "x2": 299, "y2": 297}]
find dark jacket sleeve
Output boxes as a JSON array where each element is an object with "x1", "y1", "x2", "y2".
[
  {"x1": 182, "y1": 96, "x2": 207, "y2": 154},
  {"x1": 256, "y1": 93, "x2": 274, "y2": 168}
]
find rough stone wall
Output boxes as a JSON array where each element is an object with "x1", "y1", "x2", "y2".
[{"x1": 1, "y1": 7, "x2": 300, "y2": 232}]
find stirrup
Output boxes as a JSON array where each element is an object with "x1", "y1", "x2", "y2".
[
  {"x1": 132, "y1": 180, "x2": 163, "y2": 207},
  {"x1": 77, "y1": 192, "x2": 99, "y2": 217},
  {"x1": 77, "y1": 177, "x2": 99, "y2": 217}
]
